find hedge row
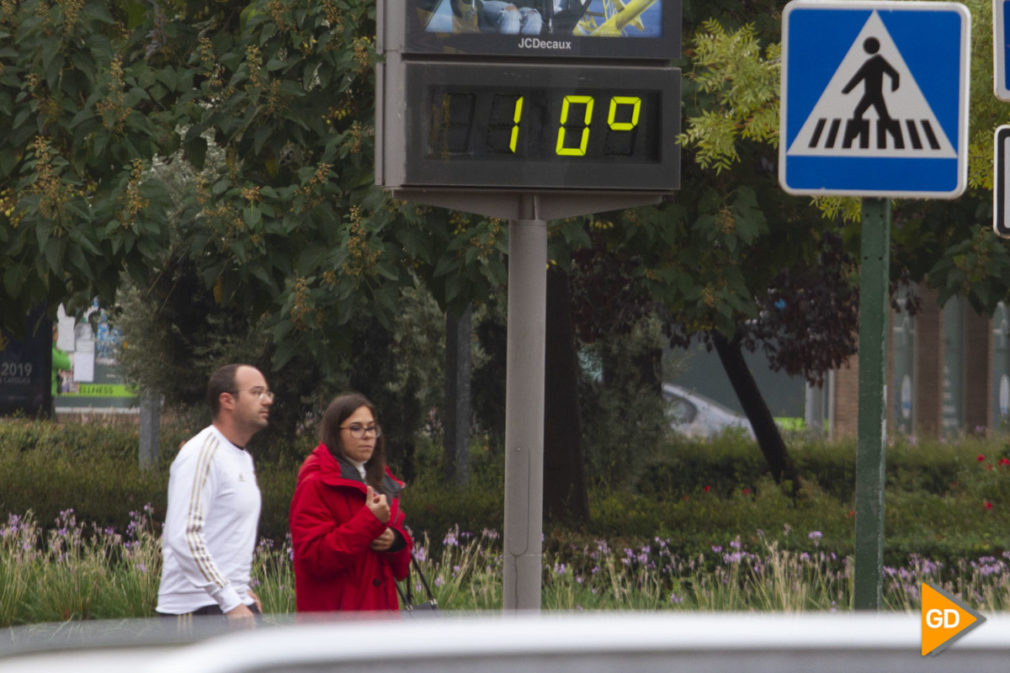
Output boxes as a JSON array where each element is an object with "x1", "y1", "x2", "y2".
[{"x1": 2, "y1": 417, "x2": 1010, "y2": 569}]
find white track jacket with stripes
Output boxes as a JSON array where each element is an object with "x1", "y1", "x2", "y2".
[{"x1": 156, "y1": 425, "x2": 262, "y2": 615}]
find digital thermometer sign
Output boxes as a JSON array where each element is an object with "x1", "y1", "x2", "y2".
[
  {"x1": 381, "y1": 61, "x2": 679, "y2": 191},
  {"x1": 376, "y1": 0, "x2": 681, "y2": 199}
]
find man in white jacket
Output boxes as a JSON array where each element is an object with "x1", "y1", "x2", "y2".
[{"x1": 156, "y1": 363, "x2": 274, "y2": 627}]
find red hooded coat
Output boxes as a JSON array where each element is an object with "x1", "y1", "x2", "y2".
[{"x1": 289, "y1": 444, "x2": 412, "y2": 612}]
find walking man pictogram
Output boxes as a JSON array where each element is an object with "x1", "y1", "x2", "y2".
[{"x1": 841, "y1": 37, "x2": 903, "y2": 149}]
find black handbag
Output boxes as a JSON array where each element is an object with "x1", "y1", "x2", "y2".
[{"x1": 396, "y1": 554, "x2": 439, "y2": 612}]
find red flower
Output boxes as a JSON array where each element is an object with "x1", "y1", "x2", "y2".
[
  {"x1": 978, "y1": 454, "x2": 986, "y2": 462},
  {"x1": 1000, "y1": 458, "x2": 1010, "y2": 466},
  {"x1": 985, "y1": 501, "x2": 993, "y2": 510},
  {"x1": 703, "y1": 485, "x2": 711, "y2": 493},
  {"x1": 742, "y1": 488, "x2": 751, "y2": 495}
]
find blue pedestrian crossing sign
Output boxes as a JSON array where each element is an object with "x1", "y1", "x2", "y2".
[{"x1": 780, "y1": 1, "x2": 970, "y2": 199}]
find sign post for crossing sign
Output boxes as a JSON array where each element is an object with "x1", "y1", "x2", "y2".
[{"x1": 780, "y1": 1, "x2": 970, "y2": 198}]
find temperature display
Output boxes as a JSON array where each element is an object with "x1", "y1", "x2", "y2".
[{"x1": 393, "y1": 61, "x2": 680, "y2": 191}]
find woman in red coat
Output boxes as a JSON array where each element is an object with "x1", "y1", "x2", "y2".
[{"x1": 289, "y1": 393, "x2": 412, "y2": 612}]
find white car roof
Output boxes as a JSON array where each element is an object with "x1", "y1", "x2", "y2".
[{"x1": 3, "y1": 612, "x2": 1007, "y2": 673}]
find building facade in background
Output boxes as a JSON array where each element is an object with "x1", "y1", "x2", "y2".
[{"x1": 820, "y1": 286, "x2": 1009, "y2": 439}]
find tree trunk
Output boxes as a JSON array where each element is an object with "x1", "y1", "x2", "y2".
[
  {"x1": 633, "y1": 347, "x2": 662, "y2": 394},
  {"x1": 544, "y1": 267, "x2": 590, "y2": 523},
  {"x1": 712, "y1": 331, "x2": 799, "y2": 492},
  {"x1": 443, "y1": 306, "x2": 472, "y2": 485}
]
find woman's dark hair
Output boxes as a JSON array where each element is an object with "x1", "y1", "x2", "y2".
[{"x1": 320, "y1": 392, "x2": 387, "y2": 492}]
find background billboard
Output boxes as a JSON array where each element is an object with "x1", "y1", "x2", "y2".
[{"x1": 406, "y1": 0, "x2": 680, "y2": 60}]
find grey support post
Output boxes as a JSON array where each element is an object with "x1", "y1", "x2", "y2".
[{"x1": 503, "y1": 205, "x2": 547, "y2": 612}]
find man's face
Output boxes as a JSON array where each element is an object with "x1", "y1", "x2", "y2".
[{"x1": 229, "y1": 366, "x2": 273, "y2": 434}]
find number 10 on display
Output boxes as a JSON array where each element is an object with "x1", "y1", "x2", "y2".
[{"x1": 427, "y1": 87, "x2": 658, "y2": 163}]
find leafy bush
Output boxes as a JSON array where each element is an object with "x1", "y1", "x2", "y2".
[{"x1": 4, "y1": 417, "x2": 1010, "y2": 571}]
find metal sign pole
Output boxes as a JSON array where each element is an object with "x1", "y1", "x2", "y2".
[
  {"x1": 853, "y1": 196, "x2": 890, "y2": 610},
  {"x1": 503, "y1": 206, "x2": 547, "y2": 612}
]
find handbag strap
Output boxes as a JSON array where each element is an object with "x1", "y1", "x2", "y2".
[
  {"x1": 395, "y1": 571, "x2": 412, "y2": 605},
  {"x1": 396, "y1": 553, "x2": 436, "y2": 605},
  {"x1": 410, "y1": 554, "x2": 436, "y2": 602}
]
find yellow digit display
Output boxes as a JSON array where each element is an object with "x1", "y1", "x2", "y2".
[
  {"x1": 400, "y1": 61, "x2": 680, "y2": 191},
  {"x1": 556, "y1": 95, "x2": 595, "y2": 157},
  {"x1": 608, "y1": 96, "x2": 641, "y2": 131},
  {"x1": 509, "y1": 96, "x2": 524, "y2": 154}
]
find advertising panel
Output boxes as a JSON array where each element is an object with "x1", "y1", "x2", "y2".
[{"x1": 406, "y1": 0, "x2": 679, "y2": 60}]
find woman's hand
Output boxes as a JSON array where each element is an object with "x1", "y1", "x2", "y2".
[
  {"x1": 370, "y1": 527, "x2": 396, "y2": 551},
  {"x1": 365, "y1": 485, "x2": 391, "y2": 523}
]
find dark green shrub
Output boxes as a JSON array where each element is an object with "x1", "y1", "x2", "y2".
[{"x1": 6, "y1": 417, "x2": 1010, "y2": 573}]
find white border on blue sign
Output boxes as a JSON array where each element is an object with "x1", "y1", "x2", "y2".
[
  {"x1": 994, "y1": 125, "x2": 1010, "y2": 237},
  {"x1": 779, "y1": 0, "x2": 971, "y2": 199},
  {"x1": 996, "y1": 0, "x2": 1010, "y2": 101}
]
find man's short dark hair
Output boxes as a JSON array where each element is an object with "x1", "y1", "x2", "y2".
[{"x1": 206, "y1": 364, "x2": 242, "y2": 417}]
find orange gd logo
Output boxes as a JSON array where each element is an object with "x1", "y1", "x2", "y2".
[{"x1": 920, "y1": 582, "x2": 986, "y2": 656}]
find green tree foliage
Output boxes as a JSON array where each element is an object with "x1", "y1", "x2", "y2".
[
  {"x1": 677, "y1": 19, "x2": 779, "y2": 174},
  {"x1": 11, "y1": 0, "x2": 1010, "y2": 482},
  {"x1": 0, "y1": 0, "x2": 175, "y2": 329}
]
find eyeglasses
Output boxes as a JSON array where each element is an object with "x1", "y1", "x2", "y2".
[
  {"x1": 240, "y1": 386, "x2": 274, "y2": 402},
  {"x1": 340, "y1": 423, "x2": 382, "y2": 438}
]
